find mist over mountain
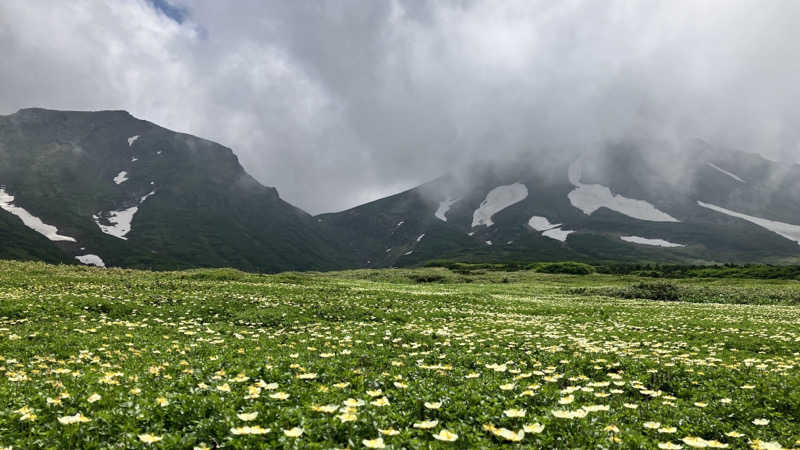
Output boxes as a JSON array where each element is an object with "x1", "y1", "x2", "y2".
[
  {"x1": 318, "y1": 138, "x2": 800, "y2": 267},
  {"x1": 2, "y1": 1, "x2": 800, "y2": 270},
  {"x1": 4, "y1": 5, "x2": 800, "y2": 450},
  {"x1": 2, "y1": 1, "x2": 800, "y2": 214},
  {"x1": 1, "y1": 108, "x2": 800, "y2": 271}
]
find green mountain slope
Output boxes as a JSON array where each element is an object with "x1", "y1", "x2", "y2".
[
  {"x1": 318, "y1": 142, "x2": 800, "y2": 266},
  {"x1": 3, "y1": 108, "x2": 800, "y2": 270},
  {"x1": 0, "y1": 108, "x2": 346, "y2": 271},
  {"x1": 0, "y1": 209, "x2": 69, "y2": 263}
]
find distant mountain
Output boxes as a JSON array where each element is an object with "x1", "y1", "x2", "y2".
[
  {"x1": 0, "y1": 108, "x2": 346, "y2": 271},
  {"x1": 3, "y1": 108, "x2": 799, "y2": 271},
  {"x1": 317, "y1": 140, "x2": 800, "y2": 266}
]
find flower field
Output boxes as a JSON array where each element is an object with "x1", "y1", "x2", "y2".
[{"x1": 1, "y1": 261, "x2": 799, "y2": 449}]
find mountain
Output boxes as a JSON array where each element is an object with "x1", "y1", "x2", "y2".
[
  {"x1": 3, "y1": 108, "x2": 800, "y2": 271},
  {"x1": 0, "y1": 108, "x2": 347, "y2": 271},
  {"x1": 317, "y1": 139, "x2": 800, "y2": 266}
]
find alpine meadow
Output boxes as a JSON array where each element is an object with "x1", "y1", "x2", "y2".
[
  {"x1": 3, "y1": 1, "x2": 800, "y2": 449},
  {"x1": 1, "y1": 261, "x2": 799, "y2": 449}
]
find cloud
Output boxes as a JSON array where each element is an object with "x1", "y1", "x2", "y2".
[
  {"x1": 148, "y1": 0, "x2": 188, "y2": 23},
  {"x1": 1, "y1": 0, "x2": 799, "y2": 213}
]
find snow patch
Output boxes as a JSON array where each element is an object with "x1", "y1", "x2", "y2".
[
  {"x1": 528, "y1": 214, "x2": 574, "y2": 242},
  {"x1": 127, "y1": 135, "x2": 139, "y2": 147},
  {"x1": 435, "y1": 198, "x2": 459, "y2": 222},
  {"x1": 621, "y1": 236, "x2": 685, "y2": 248},
  {"x1": 140, "y1": 191, "x2": 156, "y2": 203},
  {"x1": 567, "y1": 159, "x2": 679, "y2": 222},
  {"x1": 707, "y1": 162, "x2": 745, "y2": 183},
  {"x1": 416, "y1": 233, "x2": 425, "y2": 242},
  {"x1": 93, "y1": 208, "x2": 137, "y2": 240},
  {"x1": 568, "y1": 185, "x2": 678, "y2": 221},
  {"x1": 75, "y1": 254, "x2": 106, "y2": 267},
  {"x1": 93, "y1": 191, "x2": 156, "y2": 240},
  {"x1": 542, "y1": 228, "x2": 574, "y2": 242},
  {"x1": 697, "y1": 201, "x2": 800, "y2": 245},
  {"x1": 472, "y1": 183, "x2": 528, "y2": 228},
  {"x1": 528, "y1": 216, "x2": 561, "y2": 232},
  {"x1": 113, "y1": 171, "x2": 129, "y2": 185},
  {"x1": 0, "y1": 188, "x2": 76, "y2": 242}
]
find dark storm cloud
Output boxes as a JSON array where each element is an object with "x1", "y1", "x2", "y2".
[{"x1": 1, "y1": 1, "x2": 799, "y2": 213}]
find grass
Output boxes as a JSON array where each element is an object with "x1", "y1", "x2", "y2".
[
  {"x1": 1, "y1": 260, "x2": 799, "y2": 449},
  {"x1": 425, "y1": 260, "x2": 800, "y2": 280}
]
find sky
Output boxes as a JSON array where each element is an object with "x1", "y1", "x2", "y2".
[{"x1": 1, "y1": 1, "x2": 799, "y2": 214}]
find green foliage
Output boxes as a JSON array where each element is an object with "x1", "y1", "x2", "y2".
[
  {"x1": 428, "y1": 260, "x2": 800, "y2": 280},
  {"x1": 612, "y1": 282, "x2": 682, "y2": 301},
  {"x1": 407, "y1": 273, "x2": 447, "y2": 283},
  {"x1": 0, "y1": 259, "x2": 799, "y2": 449},
  {"x1": 424, "y1": 260, "x2": 534, "y2": 272},
  {"x1": 535, "y1": 262, "x2": 595, "y2": 275},
  {"x1": 180, "y1": 268, "x2": 250, "y2": 281},
  {"x1": 571, "y1": 282, "x2": 800, "y2": 306},
  {"x1": 595, "y1": 263, "x2": 800, "y2": 280}
]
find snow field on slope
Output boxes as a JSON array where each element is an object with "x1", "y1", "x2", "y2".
[
  {"x1": 75, "y1": 254, "x2": 106, "y2": 267},
  {"x1": 567, "y1": 159, "x2": 679, "y2": 222},
  {"x1": 472, "y1": 183, "x2": 528, "y2": 228},
  {"x1": 114, "y1": 171, "x2": 129, "y2": 185},
  {"x1": 435, "y1": 198, "x2": 459, "y2": 222},
  {"x1": 620, "y1": 235, "x2": 685, "y2": 247},
  {"x1": 707, "y1": 162, "x2": 745, "y2": 183},
  {"x1": 93, "y1": 191, "x2": 156, "y2": 240},
  {"x1": 0, "y1": 188, "x2": 77, "y2": 242},
  {"x1": 698, "y1": 201, "x2": 800, "y2": 245}
]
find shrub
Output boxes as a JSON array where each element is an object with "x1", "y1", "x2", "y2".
[
  {"x1": 535, "y1": 262, "x2": 595, "y2": 275},
  {"x1": 408, "y1": 273, "x2": 446, "y2": 283},
  {"x1": 616, "y1": 282, "x2": 681, "y2": 301},
  {"x1": 180, "y1": 268, "x2": 248, "y2": 281}
]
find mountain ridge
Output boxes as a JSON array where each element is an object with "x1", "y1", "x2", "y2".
[
  {"x1": 316, "y1": 141, "x2": 800, "y2": 267},
  {"x1": 0, "y1": 107, "x2": 348, "y2": 271},
  {"x1": 2, "y1": 108, "x2": 800, "y2": 271}
]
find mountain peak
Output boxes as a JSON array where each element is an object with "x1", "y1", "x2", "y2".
[
  {"x1": 12, "y1": 107, "x2": 133, "y2": 117},
  {"x1": 0, "y1": 108, "x2": 345, "y2": 271}
]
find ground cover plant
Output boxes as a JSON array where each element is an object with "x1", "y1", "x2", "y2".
[
  {"x1": 1, "y1": 260, "x2": 799, "y2": 449},
  {"x1": 424, "y1": 261, "x2": 800, "y2": 280}
]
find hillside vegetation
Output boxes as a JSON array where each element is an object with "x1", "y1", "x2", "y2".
[
  {"x1": 426, "y1": 260, "x2": 800, "y2": 280},
  {"x1": 1, "y1": 260, "x2": 798, "y2": 448}
]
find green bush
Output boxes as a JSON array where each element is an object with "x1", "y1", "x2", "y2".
[
  {"x1": 408, "y1": 273, "x2": 447, "y2": 283},
  {"x1": 180, "y1": 268, "x2": 248, "y2": 281},
  {"x1": 535, "y1": 262, "x2": 595, "y2": 275},
  {"x1": 615, "y1": 282, "x2": 682, "y2": 301}
]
